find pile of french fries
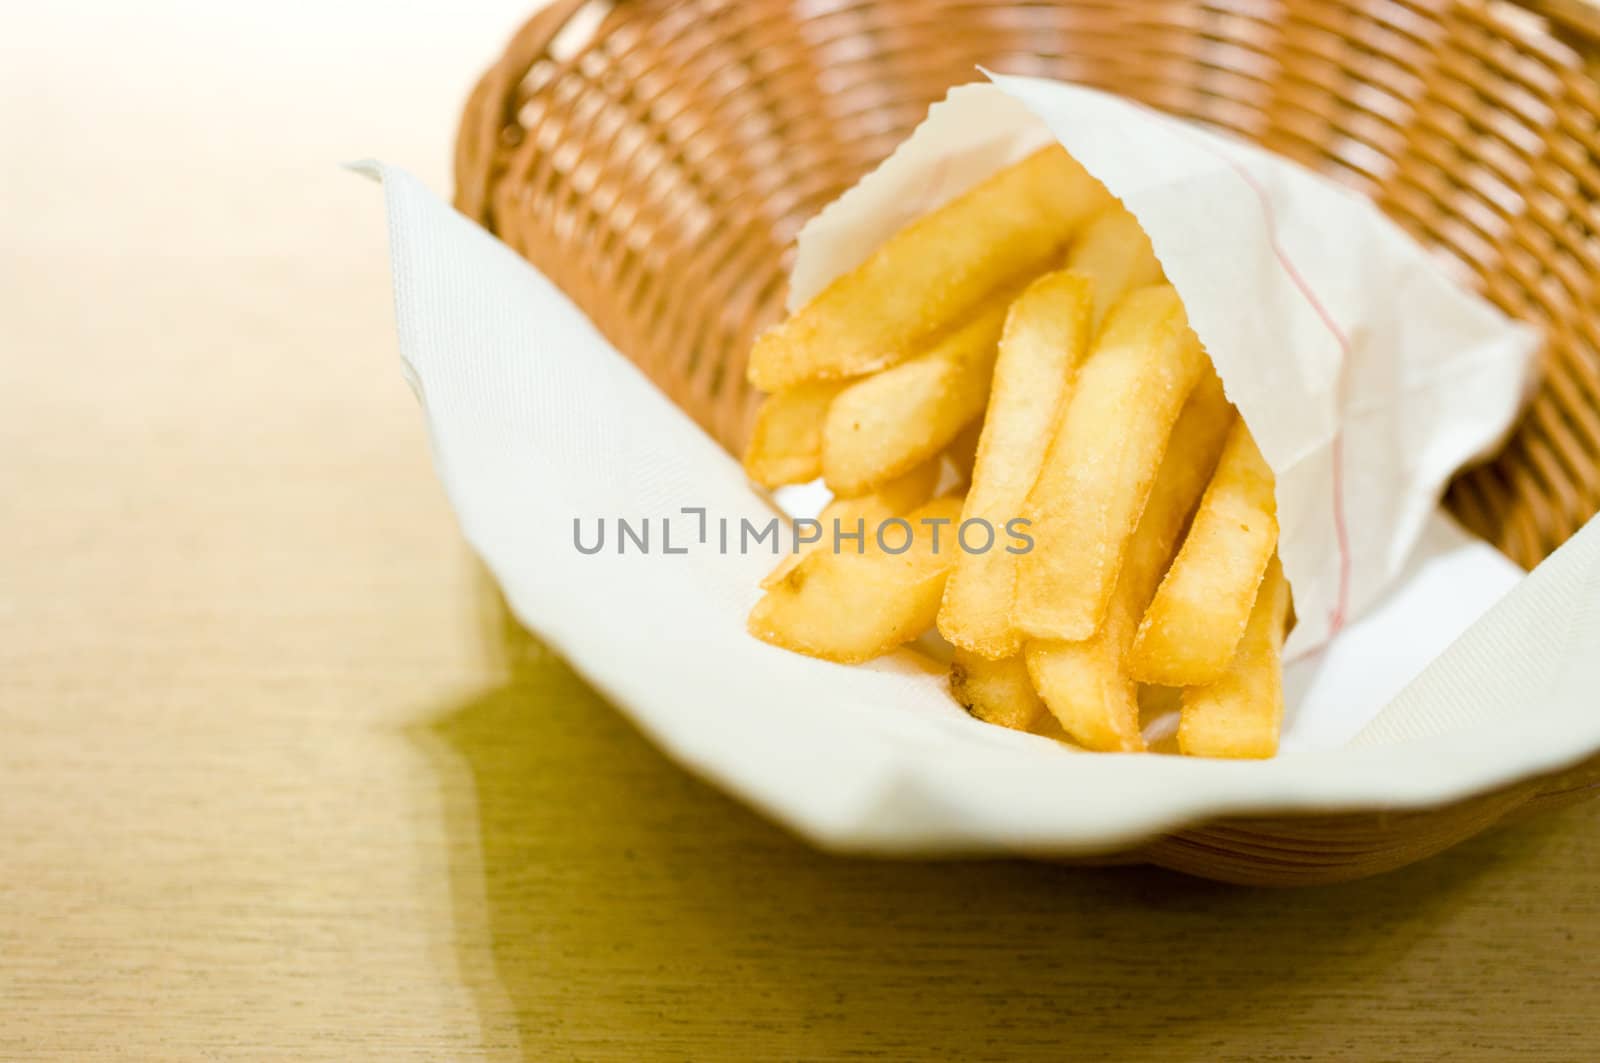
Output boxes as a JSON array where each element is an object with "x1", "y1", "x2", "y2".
[{"x1": 743, "y1": 146, "x2": 1290, "y2": 758}]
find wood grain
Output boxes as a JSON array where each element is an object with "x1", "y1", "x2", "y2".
[{"x1": 2, "y1": 3, "x2": 1597, "y2": 1059}]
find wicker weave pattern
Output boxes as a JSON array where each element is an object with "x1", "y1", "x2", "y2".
[{"x1": 457, "y1": 0, "x2": 1600, "y2": 883}]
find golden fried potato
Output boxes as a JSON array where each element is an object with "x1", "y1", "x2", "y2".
[
  {"x1": 949, "y1": 648, "x2": 1047, "y2": 732},
  {"x1": 1012, "y1": 284, "x2": 1208, "y2": 642},
  {"x1": 747, "y1": 146, "x2": 1113, "y2": 391},
  {"x1": 1178, "y1": 556, "x2": 1291, "y2": 759},
  {"x1": 747, "y1": 496, "x2": 966, "y2": 663},
  {"x1": 938, "y1": 271, "x2": 1094, "y2": 659},
  {"x1": 1129, "y1": 419, "x2": 1279, "y2": 685},
  {"x1": 821, "y1": 294, "x2": 1012, "y2": 496},
  {"x1": 760, "y1": 459, "x2": 941, "y2": 591},
  {"x1": 1025, "y1": 372, "x2": 1233, "y2": 752},
  {"x1": 742, "y1": 380, "x2": 847, "y2": 487},
  {"x1": 1064, "y1": 206, "x2": 1165, "y2": 331}
]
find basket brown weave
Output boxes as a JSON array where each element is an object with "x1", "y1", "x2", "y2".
[{"x1": 457, "y1": 0, "x2": 1600, "y2": 884}]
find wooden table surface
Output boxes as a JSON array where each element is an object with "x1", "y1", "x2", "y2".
[{"x1": 3, "y1": 3, "x2": 1597, "y2": 1059}]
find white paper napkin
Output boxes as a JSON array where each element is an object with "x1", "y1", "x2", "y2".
[{"x1": 353, "y1": 79, "x2": 1599, "y2": 854}]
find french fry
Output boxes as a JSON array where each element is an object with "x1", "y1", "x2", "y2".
[
  {"x1": 1129, "y1": 420, "x2": 1279, "y2": 685},
  {"x1": 938, "y1": 271, "x2": 1095, "y2": 659},
  {"x1": 949, "y1": 648, "x2": 1047, "y2": 732},
  {"x1": 821, "y1": 293, "x2": 1012, "y2": 496},
  {"x1": 742, "y1": 380, "x2": 847, "y2": 487},
  {"x1": 1064, "y1": 207, "x2": 1165, "y2": 331},
  {"x1": 760, "y1": 459, "x2": 941, "y2": 590},
  {"x1": 1178, "y1": 556, "x2": 1291, "y2": 759},
  {"x1": 1011, "y1": 284, "x2": 1209, "y2": 642},
  {"x1": 748, "y1": 146, "x2": 1114, "y2": 392},
  {"x1": 1025, "y1": 640, "x2": 1143, "y2": 753},
  {"x1": 1025, "y1": 372, "x2": 1234, "y2": 752},
  {"x1": 747, "y1": 496, "x2": 966, "y2": 663}
]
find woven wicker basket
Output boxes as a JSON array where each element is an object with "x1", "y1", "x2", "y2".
[{"x1": 457, "y1": 0, "x2": 1600, "y2": 884}]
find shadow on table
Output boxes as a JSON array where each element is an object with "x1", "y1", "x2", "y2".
[{"x1": 412, "y1": 588, "x2": 1576, "y2": 1062}]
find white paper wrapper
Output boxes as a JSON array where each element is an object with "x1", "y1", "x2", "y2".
[{"x1": 353, "y1": 77, "x2": 1600, "y2": 854}]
